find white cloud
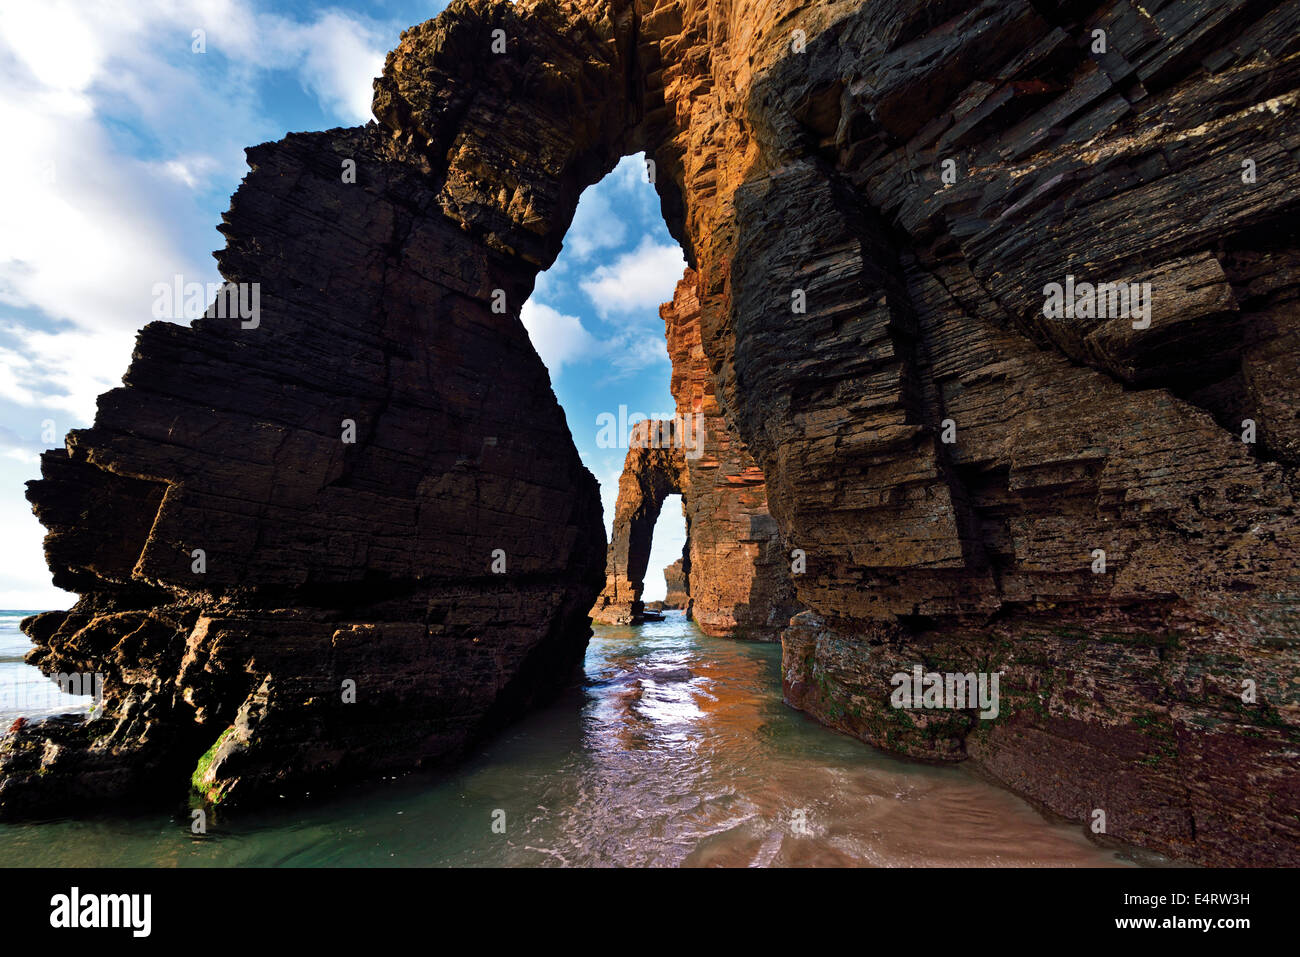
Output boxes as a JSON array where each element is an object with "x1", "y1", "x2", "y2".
[
  {"x1": 519, "y1": 299, "x2": 670, "y2": 383},
  {"x1": 561, "y1": 153, "x2": 663, "y2": 263},
  {"x1": 579, "y1": 237, "x2": 686, "y2": 319},
  {"x1": 520, "y1": 300, "x2": 601, "y2": 373},
  {"x1": 563, "y1": 188, "x2": 627, "y2": 261},
  {"x1": 0, "y1": 93, "x2": 213, "y2": 332},
  {"x1": 0, "y1": 0, "x2": 405, "y2": 429},
  {"x1": 0, "y1": 324, "x2": 135, "y2": 422},
  {"x1": 610, "y1": 153, "x2": 656, "y2": 194},
  {"x1": 153, "y1": 156, "x2": 223, "y2": 190},
  {"x1": 0, "y1": 0, "x2": 416, "y2": 611},
  {"x1": 290, "y1": 11, "x2": 391, "y2": 125},
  {"x1": 0, "y1": 426, "x2": 40, "y2": 466},
  {"x1": 0, "y1": 458, "x2": 72, "y2": 610},
  {"x1": 0, "y1": 2, "x2": 105, "y2": 92},
  {"x1": 608, "y1": 333, "x2": 671, "y2": 375}
]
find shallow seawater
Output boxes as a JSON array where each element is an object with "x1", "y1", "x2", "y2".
[
  {"x1": 0, "y1": 610, "x2": 1157, "y2": 867},
  {"x1": 0, "y1": 611, "x2": 93, "y2": 726}
]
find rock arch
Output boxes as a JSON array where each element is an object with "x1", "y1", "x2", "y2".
[
  {"x1": 2, "y1": 0, "x2": 660, "y2": 814},
  {"x1": 590, "y1": 275, "x2": 806, "y2": 638},
  {"x1": 591, "y1": 422, "x2": 689, "y2": 625}
]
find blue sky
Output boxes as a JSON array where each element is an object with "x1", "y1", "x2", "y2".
[{"x1": 0, "y1": 0, "x2": 686, "y2": 608}]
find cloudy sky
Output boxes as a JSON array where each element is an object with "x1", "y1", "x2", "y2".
[{"x1": 0, "y1": 0, "x2": 687, "y2": 608}]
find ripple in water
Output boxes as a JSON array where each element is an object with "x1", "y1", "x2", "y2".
[{"x1": 0, "y1": 611, "x2": 1160, "y2": 867}]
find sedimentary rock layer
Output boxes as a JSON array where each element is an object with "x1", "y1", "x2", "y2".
[
  {"x1": 640, "y1": 0, "x2": 1300, "y2": 865},
  {"x1": 663, "y1": 558, "x2": 688, "y2": 608},
  {"x1": 661, "y1": 270, "x2": 802, "y2": 638}
]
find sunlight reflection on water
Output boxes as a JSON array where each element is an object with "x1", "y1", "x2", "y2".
[{"x1": 0, "y1": 611, "x2": 1160, "y2": 867}]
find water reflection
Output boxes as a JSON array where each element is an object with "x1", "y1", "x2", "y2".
[{"x1": 0, "y1": 611, "x2": 1156, "y2": 867}]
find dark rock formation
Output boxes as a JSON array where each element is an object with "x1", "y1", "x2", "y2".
[
  {"x1": 5, "y1": 0, "x2": 1298, "y2": 866},
  {"x1": 662, "y1": 558, "x2": 688, "y2": 609},
  {"x1": 0, "y1": 2, "x2": 631, "y2": 813},
  {"x1": 591, "y1": 421, "x2": 688, "y2": 624}
]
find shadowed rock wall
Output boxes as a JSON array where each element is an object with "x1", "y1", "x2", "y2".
[
  {"x1": 2, "y1": 0, "x2": 642, "y2": 812},
  {"x1": 638, "y1": 0, "x2": 1300, "y2": 865}
]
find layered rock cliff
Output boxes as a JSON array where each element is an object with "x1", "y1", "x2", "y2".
[
  {"x1": 4, "y1": 0, "x2": 1297, "y2": 865},
  {"x1": 0, "y1": 3, "x2": 630, "y2": 812},
  {"x1": 661, "y1": 270, "x2": 802, "y2": 637},
  {"x1": 643, "y1": 0, "x2": 1300, "y2": 865},
  {"x1": 663, "y1": 559, "x2": 689, "y2": 609}
]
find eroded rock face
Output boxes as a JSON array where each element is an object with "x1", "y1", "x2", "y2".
[
  {"x1": 662, "y1": 559, "x2": 688, "y2": 609},
  {"x1": 6, "y1": 0, "x2": 1298, "y2": 865},
  {"x1": 662, "y1": 270, "x2": 802, "y2": 638},
  {"x1": 1, "y1": 0, "x2": 638, "y2": 813},
  {"x1": 638, "y1": 0, "x2": 1300, "y2": 864}
]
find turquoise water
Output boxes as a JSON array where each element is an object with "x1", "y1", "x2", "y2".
[{"x1": 0, "y1": 610, "x2": 1153, "y2": 866}]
